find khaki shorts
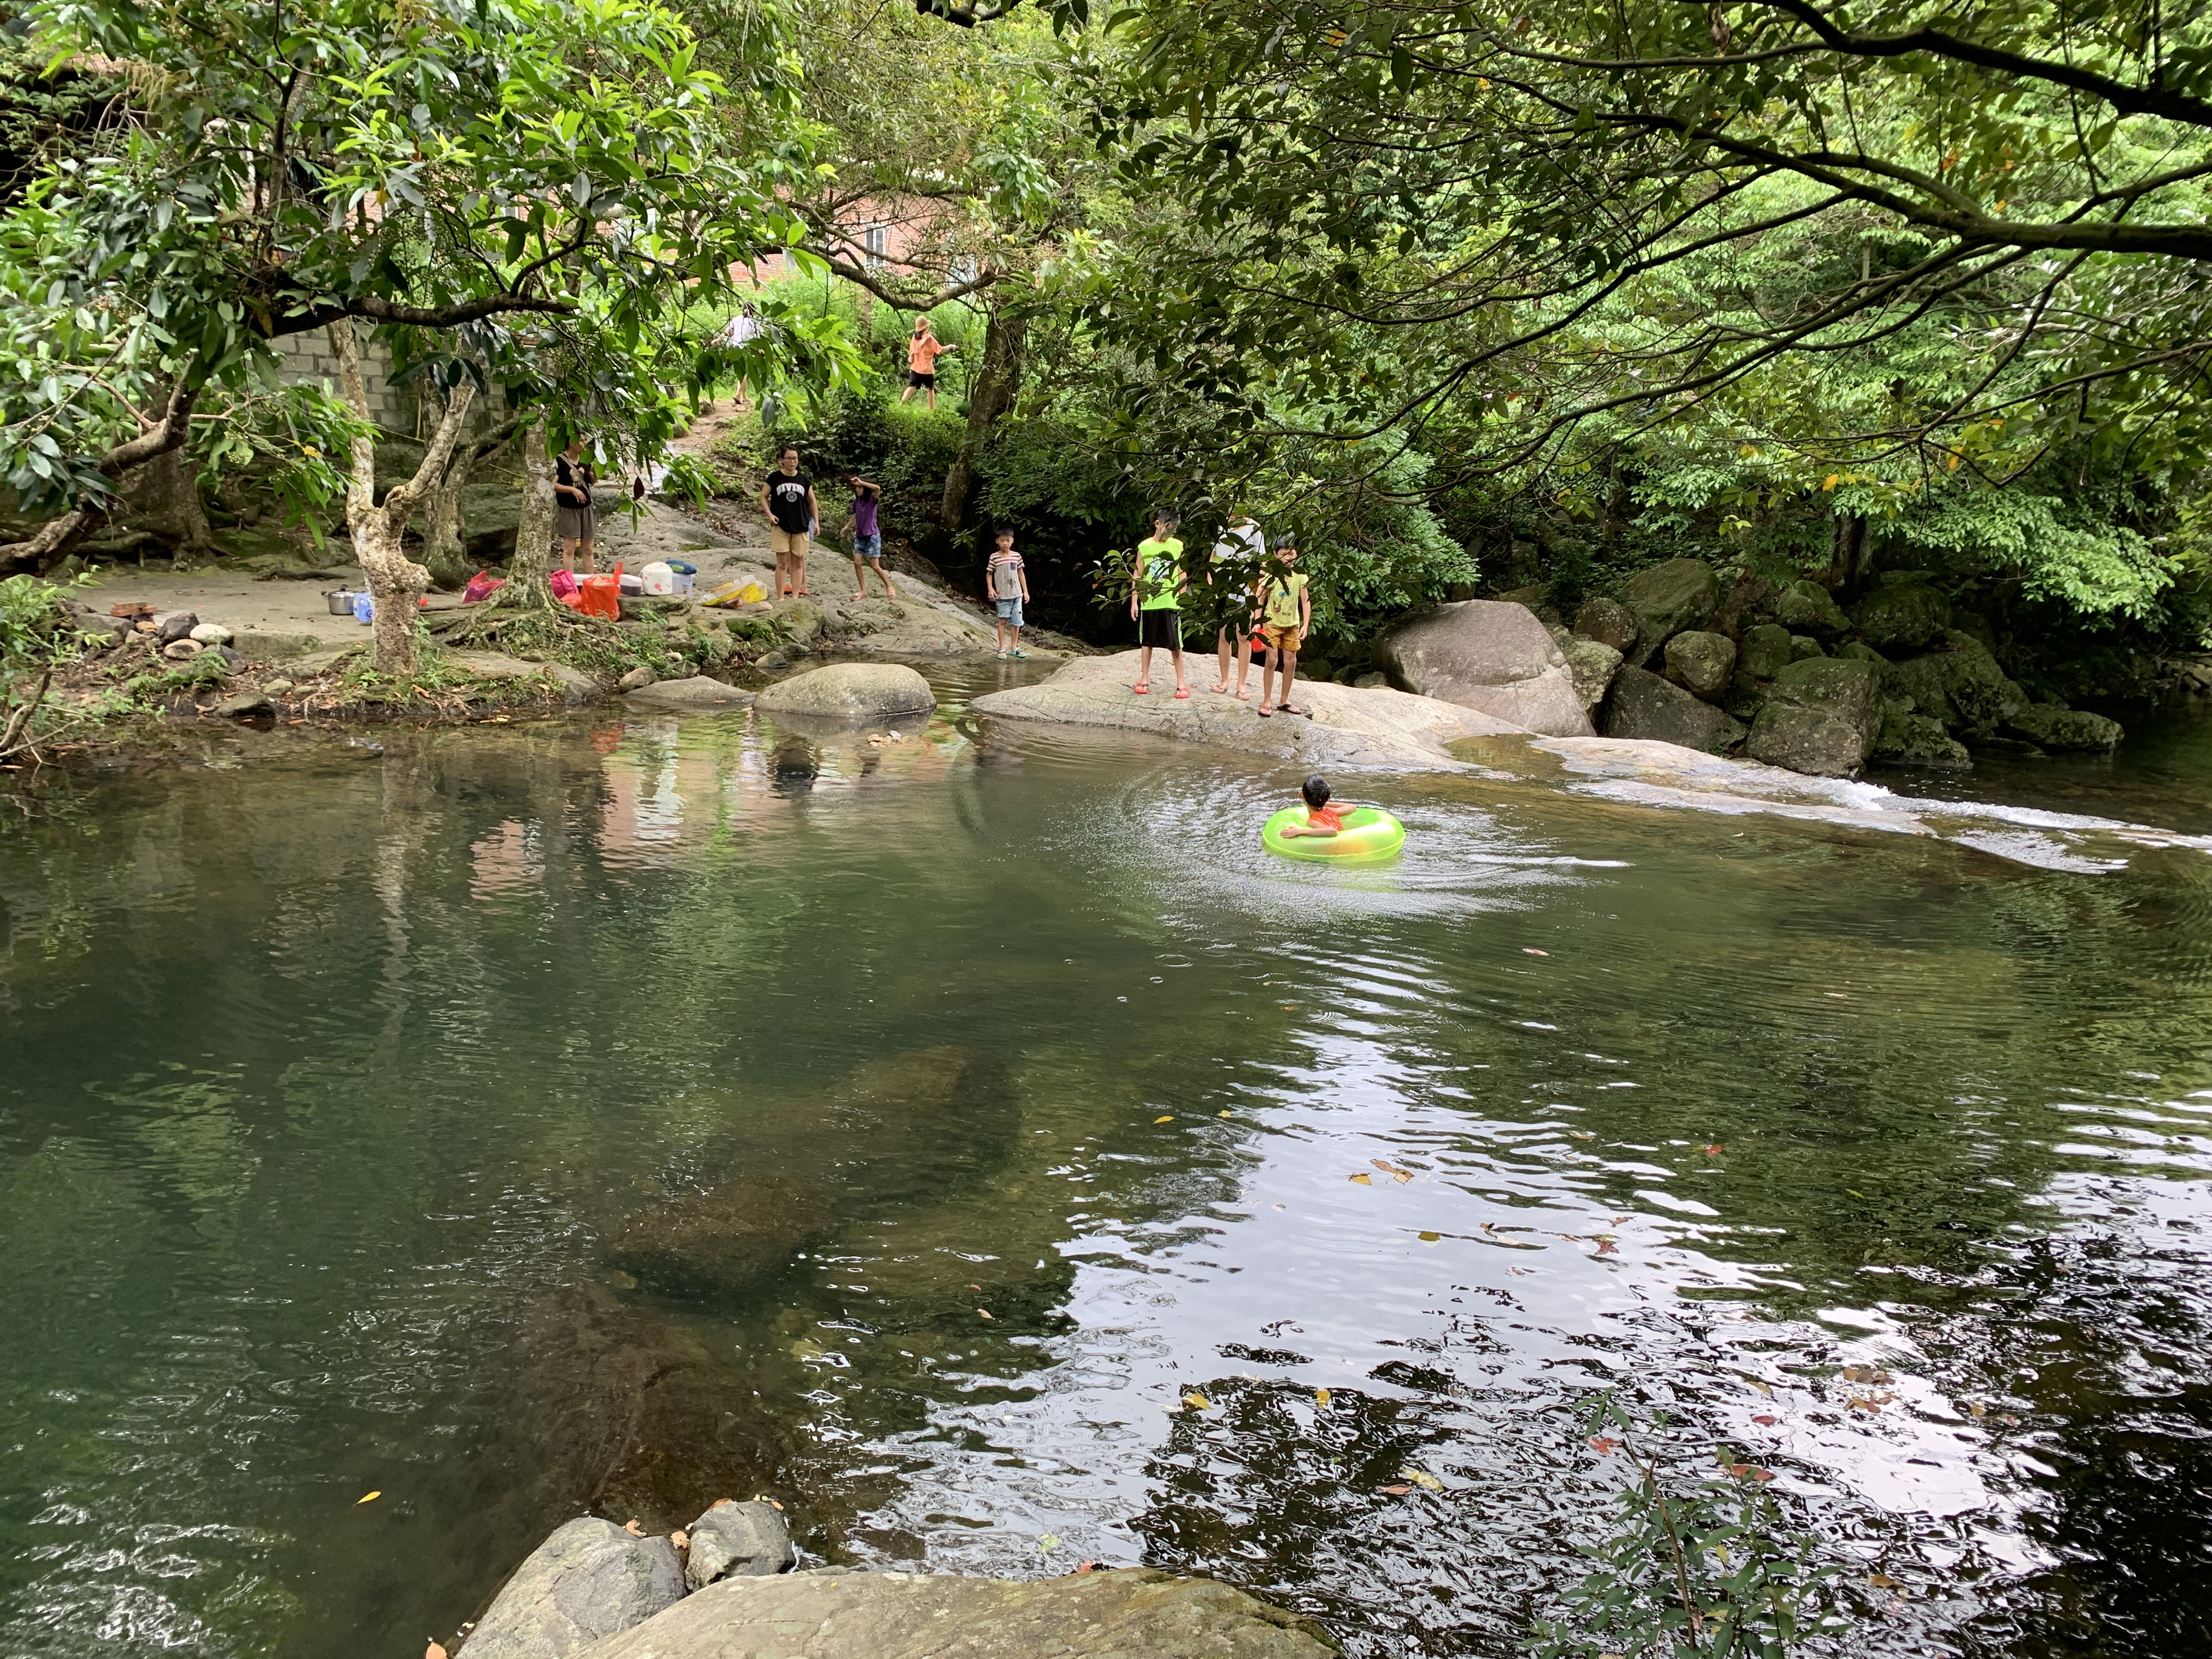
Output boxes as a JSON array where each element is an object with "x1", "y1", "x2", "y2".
[
  {"x1": 770, "y1": 526, "x2": 810, "y2": 558},
  {"x1": 1259, "y1": 623, "x2": 1301, "y2": 653}
]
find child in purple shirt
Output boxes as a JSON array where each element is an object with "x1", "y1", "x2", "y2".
[{"x1": 847, "y1": 475, "x2": 896, "y2": 600}]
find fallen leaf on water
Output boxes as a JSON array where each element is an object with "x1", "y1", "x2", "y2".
[
  {"x1": 1273, "y1": 1203, "x2": 1286, "y2": 1210},
  {"x1": 1039, "y1": 1534, "x2": 1060, "y2": 1554},
  {"x1": 1866, "y1": 1573, "x2": 1901, "y2": 1589},
  {"x1": 1523, "y1": 948, "x2": 1549, "y2": 956},
  {"x1": 1842, "y1": 1364, "x2": 1893, "y2": 1385},
  {"x1": 1727, "y1": 1464, "x2": 1775, "y2": 1482},
  {"x1": 1182, "y1": 1392, "x2": 1212, "y2": 1410},
  {"x1": 671, "y1": 1530, "x2": 689, "y2": 1549},
  {"x1": 1418, "y1": 1231, "x2": 1441, "y2": 1244},
  {"x1": 1279, "y1": 1001, "x2": 1299, "y2": 1009},
  {"x1": 1314, "y1": 1389, "x2": 1331, "y2": 1409},
  {"x1": 1075, "y1": 1559, "x2": 1094, "y2": 1574},
  {"x1": 426, "y1": 1644, "x2": 447, "y2": 1659},
  {"x1": 357, "y1": 1491, "x2": 381, "y2": 1505},
  {"x1": 1702, "y1": 1145, "x2": 1723, "y2": 1156},
  {"x1": 1372, "y1": 1159, "x2": 1415, "y2": 1182},
  {"x1": 1967, "y1": 1401, "x2": 1988, "y2": 1419},
  {"x1": 624, "y1": 1519, "x2": 645, "y2": 1536},
  {"x1": 2001, "y1": 1414, "x2": 2021, "y2": 1425},
  {"x1": 977, "y1": 1308, "x2": 994, "y2": 1319},
  {"x1": 1569, "y1": 1131, "x2": 1596, "y2": 1141},
  {"x1": 1594, "y1": 1238, "x2": 1619, "y2": 1255},
  {"x1": 1588, "y1": 1436, "x2": 1621, "y2": 1455},
  {"x1": 1744, "y1": 1378, "x2": 1774, "y2": 1397},
  {"x1": 1219, "y1": 1110, "x2": 1232, "y2": 1118},
  {"x1": 1380, "y1": 1485, "x2": 1412, "y2": 1496},
  {"x1": 1348, "y1": 1172, "x2": 1373, "y2": 1186},
  {"x1": 968, "y1": 1284, "x2": 983, "y2": 1291},
  {"x1": 1506, "y1": 1266, "x2": 1530, "y2": 1276},
  {"x1": 1154, "y1": 1115, "x2": 1174, "y2": 1124},
  {"x1": 1751, "y1": 1415, "x2": 1778, "y2": 1426},
  {"x1": 1401, "y1": 1468, "x2": 1445, "y2": 1491}
]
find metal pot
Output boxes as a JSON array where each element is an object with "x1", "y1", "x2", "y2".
[{"x1": 324, "y1": 590, "x2": 356, "y2": 616}]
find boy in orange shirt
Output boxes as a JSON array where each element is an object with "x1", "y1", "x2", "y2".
[{"x1": 901, "y1": 318, "x2": 957, "y2": 410}]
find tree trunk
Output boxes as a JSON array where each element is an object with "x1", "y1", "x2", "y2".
[
  {"x1": 938, "y1": 303, "x2": 1025, "y2": 539},
  {"x1": 329, "y1": 321, "x2": 475, "y2": 674},
  {"x1": 1825, "y1": 510, "x2": 1872, "y2": 597},
  {"x1": 496, "y1": 420, "x2": 557, "y2": 610},
  {"x1": 121, "y1": 446, "x2": 216, "y2": 566}
]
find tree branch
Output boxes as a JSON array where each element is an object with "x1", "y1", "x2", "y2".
[{"x1": 800, "y1": 243, "x2": 1000, "y2": 309}]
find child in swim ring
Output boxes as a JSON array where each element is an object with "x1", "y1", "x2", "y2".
[{"x1": 1278, "y1": 774, "x2": 1355, "y2": 839}]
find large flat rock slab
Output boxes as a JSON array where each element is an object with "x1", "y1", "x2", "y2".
[
  {"x1": 570, "y1": 1566, "x2": 1339, "y2": 1658},
  {"x1": 972, "y1": 651, "x2": 1525, "y2": 770},
  {"x1": 1372, "y1": 599, "x2": 1593, "y2": 736}
]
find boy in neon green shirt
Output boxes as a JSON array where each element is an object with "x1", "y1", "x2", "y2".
[
  {"x1": 1128, "y1": 510, "x2": 1190, "y2": 698},
  {"x1": 1253, "y1": 534, "x2": 1310, "y2": 717}
]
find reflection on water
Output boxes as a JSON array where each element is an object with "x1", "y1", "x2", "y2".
[{"x1": 2, "y1": 681, "x2": 2210, "y2": 1658}]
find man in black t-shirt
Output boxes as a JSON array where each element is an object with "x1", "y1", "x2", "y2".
[{"x1": 757, "y1": 444, "x2": 819, "y2": 597}]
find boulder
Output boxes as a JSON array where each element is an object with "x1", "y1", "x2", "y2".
[
  {"x1": 189, "y1": 622, "x2": 234, "y2": 645},
  {"x1": 572, "y1": 1566, "x2": 1338, "y2": 1659},
  {"x1": 72, "y1": 612, "x2": 129, "y2": 646},
  {"x1": 2004, "y1": 702, "x2": 2122, "y2": 752},
  {"x1": 1872, "y1": 707, "x2": 1971, "y2": 769},
  {"x1": 684, "y1": 1499, "x2": 794, "y2": 1592},
  {"x1": 1352, "y1": 671, "x2": 1386, "y2": 690},
  {"x1": 1662, "y1": 630, "x2": 1735, "y2": 699},
  {"x1": 1371, "y1": 599, "x2": 1593, "y2": 736},
  {"x1": 215, "y1": 690, "x2": 273, "y2": 719},
  {"x1": 605, "y1": 1173, "x2": 837, "y2": 1299},
  {"x1": 617, "y1": 667, "x2": 658, "y2": 692},
  {"x1": 154, "y1": 609, "x2": 200, "y2": 643},
  {"x1": 1788, "y1": 635, "x2": 1827, "y2": 662},
  {"x1": 1772, "y1": 579, "x2": 1849, "y2": 637},
  {"x1": 1616, "y1": 558, "x2": 1720, "y2": 663},
  {"x1": 755, "y1": 663, "x2": 935, "y2": 723},
  {"x1": 1736, "y1": 623, "x2": 1793, "y2": 681},
  {"x1": 1889, "y1": 634, "x2": 2027, "y2": 734},
  {"x1": 464, "y1": 1517, "x2": 683, "y2": 1659},
  {"x1": 1599, "y1": 666, "x2": 1747, "y2": 754},
  {"x1": 1572, "y1": 595, "x2": 1640, "y2": 655},
  {"x1": 772, "y1": 597, "x2": 828, "y2": 646},
  {"x1": 162, "y1": 639, "x2": 202, "y2": 661},
  {"x1": 1559, "y1": 636, "x2": 1622, "y2": 713},
  {"x1": 1746, "y1": 657, "x2": 1880, "y2": 776},
  {"x1": 1851, "y1": 580, "x2": 1951, "y2": 653},
  {"x1": 623, "y1": 676, "x2": 755, "y2": 712}
]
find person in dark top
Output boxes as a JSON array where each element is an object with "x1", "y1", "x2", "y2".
[
  {"x1": 555, "y1": 442, "x2": 597, "y2": 574},
  {"x1": 847, "y1": 475, "x2": 895, "y2": 600},
  {"x1": 757, "y1": 444, "x2": 819, "y2": 597}
]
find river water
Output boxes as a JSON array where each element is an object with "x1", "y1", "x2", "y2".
[{"x1": 3, "y1": 666, "x2": 2210, "y2": 1658}]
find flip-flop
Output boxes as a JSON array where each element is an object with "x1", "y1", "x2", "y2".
[
  {"x1": 1209, "y1": 682, "x2": 1230, "y2": 695},
  {"x1": 1277, "y1": 703, "x2": 1307, "y2": 717},
  {"x1": 1013, "y1": 650, "x2": 1028, "y2": 659},
  {"x1": 1174, "y1": 686, "x2": 1190, "y2": 699},
  {"x1": 1132, "y1": 682, "x2": 1149, "y2": 695},
  {"x1": 1234, "y1": 688, "x2": 1254, "y2": 700},
  {"x1": 1255, "y1": 705, "x2": 1273, "y2": 718}
]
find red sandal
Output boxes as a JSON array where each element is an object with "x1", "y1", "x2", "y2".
[{"x1": 1132, "y1": 682, "x2": 1149, "y2": 695}]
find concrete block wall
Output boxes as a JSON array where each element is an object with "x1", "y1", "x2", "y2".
[{"x1": 270, "y1": 323, "x2": 510, "y2": 436}]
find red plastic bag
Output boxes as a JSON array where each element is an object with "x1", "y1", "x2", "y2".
[
  {"x1": 549, "y1": 568, "x2": 580, "y2": 601},
  {"x1": 462, "y1": 571, "x2": 507, "y2": 604},
  {"x1": 577, "y1": 573, "x2": 620, "y2": 619}
]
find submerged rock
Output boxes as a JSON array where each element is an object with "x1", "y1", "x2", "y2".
[
  {"x1": 1371, "y1": 599, "x2": 1593, "y2": 736},
  {"x1": 1617, "y1": 558, "x2": 1720, "y2": 664},
  {"x1": 755, "y1": 663, "x2": 935, "y2": 723},
  {"x1": 623, "y1": 676, "x2": 755, "y2": 711},
  {"x1": 606, "y1": 1173, "x2": 836, "y2": 1299},
  {"x1": 464, "y1": 1517, "x2": 682, "y2": 1659},
  {"x1": 1600, "y1": 666, "x2": 1746, "y2": 754},
  {"x1": 1746, "y1": 657, "x2": 1880, "y2": 776},
  {"x1": 684, "y1": 1499, "x2": 794, "y2": 1591},
  {"x1": 1662, "y1": 630, "x2": 1735, "y2": 699},
  {"x1": 573, "y1": 1566, "x2": 1339, "y2": 1659},
  {"x1": 1771, "y1": 579, "x2": 1849, "y2": 637},
  {"x1": 2005, "y1": 702, "x2": 2123, "y2": 752}
]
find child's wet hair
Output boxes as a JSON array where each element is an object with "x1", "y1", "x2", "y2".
[{"x1": 1301, "y1": 775, "x2": 1330, "y2": 808}]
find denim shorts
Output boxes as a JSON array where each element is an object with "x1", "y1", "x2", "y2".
[
  {"x1": 995, "y1": 596, "x2": 1024, "y2": 628},
  {"x1": 853, "y1": 533, "x2": 882, "y2": 561}
]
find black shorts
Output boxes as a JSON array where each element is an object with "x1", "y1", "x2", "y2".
[
  {"x1": 907, "y1": 369, "x2": 935, "y2": 388},
  {"x1": 1138, "y1": 607, "x2": 1182, "y2": 650}
]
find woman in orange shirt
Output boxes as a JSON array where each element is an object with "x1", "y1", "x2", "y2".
[{"x1": 901, "y1": 318, "x2": 957, "y2": 410}]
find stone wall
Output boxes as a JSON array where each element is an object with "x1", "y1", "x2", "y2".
[{"x1": 269, "y1": 323, "x2": 417, "y2": 430}]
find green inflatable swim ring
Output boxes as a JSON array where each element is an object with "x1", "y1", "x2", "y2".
[{"x1": 1262, "y1": 804, "x2": 1407, "y2": 864}]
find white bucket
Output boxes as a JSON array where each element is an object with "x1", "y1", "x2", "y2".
[{"x1": 640, "y1": 561, "x2": 676, "y2": 596}]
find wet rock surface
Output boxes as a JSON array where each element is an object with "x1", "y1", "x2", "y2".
[
  {"x1": 683, "y1": 1499, "x2": 794, "y2": 1590},
  {"x1": 1600, "y1": 665, "x2": 1747, "y2": 754},
  {"x1": 464, "y1": 1517, "x2": 683, "y2": 1659},
  {"x1": 755, "y1": 662, "x2": 936, "y2": 722},
  {"x1": 567, "y1": 1566, "x2": 1340, "y2": 1659},
  {"x1": 622, "y1": 676, "x2": 755, "y2": 710}
]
